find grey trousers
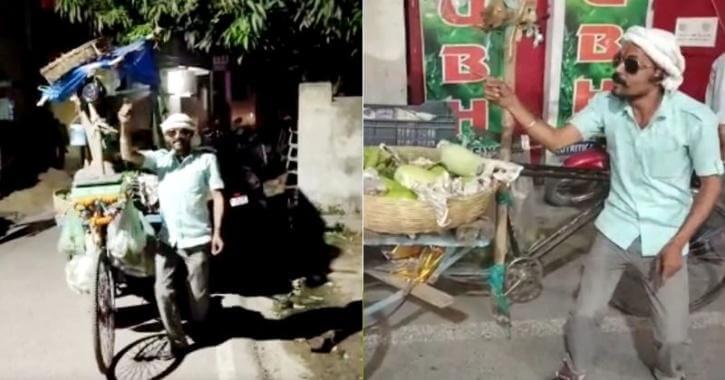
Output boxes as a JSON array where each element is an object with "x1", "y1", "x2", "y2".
[
  {"x1": 565, "y1": 232, "x2": 689, "y2": 380},
  {"x1": 155, "y1": 242, "x2": 210, "y2": 347}
]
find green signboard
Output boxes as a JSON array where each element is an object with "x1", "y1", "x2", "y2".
[
  {"x1": 419, "y1": 0, "x2": 508, "y2": 149},
  {"x1": 544, "y1": 0, "x2": 652, "y2": 132}
]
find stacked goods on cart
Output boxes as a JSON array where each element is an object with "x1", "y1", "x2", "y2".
[
  {"x1": 58, "y1": 174, "x2": 156, "y2": 294},
  {"x1": 363, "y1": 141, "x2": 522, "y2": 235},
  {"x1": 40, "y1": 38, "x2": 111, "y2": 84}
]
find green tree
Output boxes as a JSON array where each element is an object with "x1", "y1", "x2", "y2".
[{"x1": 54, "y1": 0, "x2": 361, "y2": 95}]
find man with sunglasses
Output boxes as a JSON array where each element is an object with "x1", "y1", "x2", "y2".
[
  {"x1": 485, "y1": 26, "x2": 723, "y2": 380},
  {"x1": 118, "y1": 101, "x2": 225, "y2": 359}
]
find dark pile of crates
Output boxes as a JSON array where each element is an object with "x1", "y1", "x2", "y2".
[{"x1": 363, "y1": 102, "x2": 457, "y2": 147}]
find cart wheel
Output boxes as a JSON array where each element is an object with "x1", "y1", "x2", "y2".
[
  {"x1": 544, "y1": 178, "x2": 607, "y2": 207},
  {"x1": 505, "y1": 257, "x2": 544, "y2": 303},
  {"x1": 92, "y1": 250, "x2": 116, "y2": 374}
]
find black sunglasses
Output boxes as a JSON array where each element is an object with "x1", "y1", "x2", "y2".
[
  {"x1": 164, "y1": 129, "x2": 193, "y2": 138},
  {"x1": 612, "y1": 55, "x2": 653, "y2": 75}
]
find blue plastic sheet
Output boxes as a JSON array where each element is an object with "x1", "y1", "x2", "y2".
[{"x1": 39, "y1": 39, "x2": 159, "y2": 103}]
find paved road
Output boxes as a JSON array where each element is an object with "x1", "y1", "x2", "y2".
[
  {"x1": 364, "y1": 187, "x2": 725, "y2": 380},
  {"x1": 0, "y1": 226, "x2": 313, "y2": 380}
]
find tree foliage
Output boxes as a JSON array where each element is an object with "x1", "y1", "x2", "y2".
[{"x1": 54, "y1": 0, "x2": 361, "y2": 60}]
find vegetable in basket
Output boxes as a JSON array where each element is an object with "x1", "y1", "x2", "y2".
[
  {"x1": 365, "y1": 146, "x2": 398, "y2": 178},
  {"x1": 428, "y1": 165, "x2": 449, "y2": 177},
  {"x1": 438, "y1": 140, "x2": 486, "y2": 177},
  {"x1": 394, "y1": 164, "x2": 449, "y2": 190},
  {"x1": 364, "y1": 146, "x2": 380, "y2": 169},
  {"x1": 380, "y1": 177, "x2": 417, "y2": 200}
]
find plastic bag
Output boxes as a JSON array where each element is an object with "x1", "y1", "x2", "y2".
[
  {"x1": 107, "y1": 203, "x2": 154, "y2": 277},
  {"x1": 57, "y1": 211, "x2": 86, "y2": 259},
  {"x1": 65, "y1": 251, "x2": 95, "y2": 294}
]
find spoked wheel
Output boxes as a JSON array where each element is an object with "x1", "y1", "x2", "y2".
[
  {"x1": 505, "y1": 257, "x2": 544, "y2": 303},
  {"x1": 92, "y1": 250, "x2": 116, "y2": 374},
  {"x1": 612, "y1": 223, "x2": 725, "y2": 316},
  {"x1": 544, "y1": 178, "x2": 608, "y2": 207}
]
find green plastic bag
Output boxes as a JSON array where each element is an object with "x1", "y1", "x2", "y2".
[{"x1": 57, "y1": 211, "x2": 86, "y2": 259}]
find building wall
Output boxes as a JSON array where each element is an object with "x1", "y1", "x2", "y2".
[
  {"x1": 363, "y1": 0, "x2": 408, "y2": 105},
  {"x1": 653, "y1": 0, "x2": 725, "y2": 101},
  {"x1": 298, "y1": 82, "x2": 362, "y2": 215}
]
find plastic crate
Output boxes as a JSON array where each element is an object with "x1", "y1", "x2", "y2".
[
  {"x1": 363, "y1": 103, "x2": 457, "y2": 147},
  {"x1": 364, "y1": 119, "x2": 457, "y2": 147}
]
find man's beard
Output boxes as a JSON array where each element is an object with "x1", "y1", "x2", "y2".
[
  {"x1": 172, "y1": 139, "x2": 191, "y2": 154},
  {"x1": 611, "y1": 73, "x2": 629, "y2": 98},
  {"x1": 612, "y1": 73, "x2": 626, "y2": 86}
]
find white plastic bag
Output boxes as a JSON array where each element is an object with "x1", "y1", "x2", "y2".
[
  {"x1": 107, "y1": 203, "x2": 146, "y2": 261},
  {"x1": 57, "y1": 211, "x2": 86, "y2": 259},
  {"x1": 107, "y1": 203, "x2": 154, "y2": 277},
  {"x1": 65, "y1": 251, "x2": 95, "y2": 294}
]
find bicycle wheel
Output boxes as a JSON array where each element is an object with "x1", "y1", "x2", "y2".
[
  {"x1": 544, "y1": 178, "x2": 608, "y2": 207},
  {"x1": 611, "y1": 222, "x2": 725, "y2": 316},
  {"x1": 92, "y1": 250, "x2": 116, "y2": 374}
]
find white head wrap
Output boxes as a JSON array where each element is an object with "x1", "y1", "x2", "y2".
[
  {"x1": 160, "y1": 113, "x2": 196, "y2": 133},
  {"x1": 621, "y1": 26, "x2": 685, "y2": 92}
]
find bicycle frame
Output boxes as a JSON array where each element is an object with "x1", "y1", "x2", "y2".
[{"x1": 517, "y1": 147, "x2": 725, "y2": 315}]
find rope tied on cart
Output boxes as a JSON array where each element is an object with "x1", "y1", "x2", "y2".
[
  {"x1": 495, "y1": 188, "x2": 514, "y2": 206},
  {"x1": 488, "y1": 263, "x2": 512, "y2": 334}
]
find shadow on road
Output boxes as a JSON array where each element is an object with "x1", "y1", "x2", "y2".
[
  {"x1": 111, "y1": 300, "x2": 361, "y2": 379},
  {"x1": 107, "y1": 334, "x2": 182, "y2": 380},
  {"x1": 0, "y1": 217, "x2": 56, "y2": 245},
  {"x1": 210, "y1": 191, "x2": 343, "y2": 298},
  {"x1": 116, "y1": 303, "x2": 159, "y2": 329},
  {"x1": 104, "y1": 187, "x2": 356, "y2": 379},
  {"x1": 129, "y1": 299, "x2": 362, "y2": 349}
]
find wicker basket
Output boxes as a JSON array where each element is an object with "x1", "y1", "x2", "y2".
[
  {"x1": 40, "y1": 39, "x2": 108, "y2": 84},
  {"x1": 363, "y1": 146, "x2": 501, "y2": 235}
]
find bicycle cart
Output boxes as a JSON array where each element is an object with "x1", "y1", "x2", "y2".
[
  {"x1": 67, "y1": 180, "x2": 126, "y2": 374},
  {"x1": 65, "y1": 176, "x2": 159, "y2": 375},
  {"x1": 363, "y1": 229, "x2": 546, "y2": 322},
  {"x1": 362, "y1": 143, "x2": 533, "y2": 329},
  {"x1": 364, "y1": 156, "x2": 725, "y2": 329},
  {"x1": 363, "y1": 231, "x2": 491, "y2": 326},
  {"x1": 39, "y1": 37, "x2": 162, "y2": 375}
]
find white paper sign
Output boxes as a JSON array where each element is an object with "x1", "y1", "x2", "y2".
[{"x1": 675, "y1": 17, "x2": 718, "y2": 47}]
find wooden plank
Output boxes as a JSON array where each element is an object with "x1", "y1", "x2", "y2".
[{"x1": 365, "y1": 268, "x2": 455, "y2": 309}]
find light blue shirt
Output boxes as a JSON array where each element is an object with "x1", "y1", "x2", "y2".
[
  {"x1": 571, "y1": 91, "x2": 724, "y2": 256},
  {"x1": 140, "y1": 149, "x2": 224, "y2": 249}
]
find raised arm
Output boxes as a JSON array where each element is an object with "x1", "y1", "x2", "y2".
[
  {"x1": 484, "y1": 78, "x2": 588, "y2": 152},
  {"x1": 118, "y1": 99, "x2": 145, "y2": 167}
]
